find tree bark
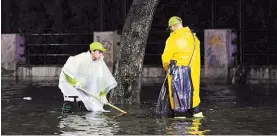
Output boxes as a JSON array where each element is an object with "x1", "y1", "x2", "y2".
[{"x1": 109, "y1": 0, "x2": 160, "y2": 105}]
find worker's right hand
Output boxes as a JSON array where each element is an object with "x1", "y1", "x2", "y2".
[
  {"x1": 73, "y1": 82, "x2": 81, "y2": 90},
  {"x1": 169, "y1": 60, "x2": 177, "y2": 75}
]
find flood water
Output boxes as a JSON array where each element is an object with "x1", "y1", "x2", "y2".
[{"x1": 1, "y1": 79, "x2": 277, "y2": 135}]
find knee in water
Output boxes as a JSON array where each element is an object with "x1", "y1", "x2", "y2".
[
  {"x1": 62, "y1": 101, "x2": 88, "y2": 113},
  {"x1": 62, "y1": 101, "x2": 75, "y2": 113}
]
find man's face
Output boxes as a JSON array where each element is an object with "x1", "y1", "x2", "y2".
[
  {"x1": 170, "y1": 25, "x2": 177, "y2": 32},
  {"x1": 91, "y1": 50, "x2": 103, "y2": 60}
]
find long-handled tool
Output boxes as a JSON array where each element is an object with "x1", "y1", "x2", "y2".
[
  {"x1": 78, "y1": 86, "x2": 127, "y2": 114},
  {"x1": 63, "y1": 72, "x2": 127, "y2": 114}
]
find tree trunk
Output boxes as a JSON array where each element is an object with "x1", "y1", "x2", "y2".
[{"x1": 109, "y1": 0, "x2": 160, "y2": 105}]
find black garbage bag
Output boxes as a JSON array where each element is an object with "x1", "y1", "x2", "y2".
[
  {"x1": 155, "y1": 79, "x2": 174, "y2": 118},
  {"x1": 171, "y1": 66, "x2": 194, "y2": 113},
  {"x1": 156, "y1": 66, "x2": 194, "y2": 118}
]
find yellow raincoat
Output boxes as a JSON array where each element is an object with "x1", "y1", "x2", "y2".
[{"x1": 162, "y1": 26, "x2": 201, "y2": 109}]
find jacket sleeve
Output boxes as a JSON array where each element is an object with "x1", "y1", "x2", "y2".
[
  {"x1": 62, "y1": 56, "x2": 80, "y2": 85},
  {"x1": 63, "y1": 71, "x2": 79, "y2": 86},
  {"x1": 162, "y1": 38, "x2": 174, "y2": 71}
]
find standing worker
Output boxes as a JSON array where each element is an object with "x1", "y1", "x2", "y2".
[
  {"x1": 58, "y1": 42, "x2": 117, "y2": 113},
  {"x1": 157, "y1": 16, "x2": 204, "y2": 118}
]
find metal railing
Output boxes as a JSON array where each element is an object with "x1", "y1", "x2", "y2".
[
  {"x1": 238, "y1": 30, "x2": 277, "y2": 66},
  {"x1": 21, "y1": 29, "x2": 277, "y2": 66},
  {"x1": 22, "y1": 33, "x2": 95, "y2": 65}
]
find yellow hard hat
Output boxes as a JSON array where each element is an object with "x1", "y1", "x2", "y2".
[
  {"x1": 168, "y1": 16, "x2": 182, "y2": 27},
  {"x1": 89, "y1": 42, "x2": 106, "y2": 52}
]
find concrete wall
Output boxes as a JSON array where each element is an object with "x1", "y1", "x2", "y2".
[
  {"x1": 12, "y1": 66, "x2": 277, "y2": 84},
  {"x1": 17, "y1": 66, "x2": 62, "y2": 77},
  {"x1": 15, "y1": 66, "x2": 167, "y2": 85},
  {"x1": 1, "y1": 34, "x2": 25, "y2": 76},
  {"x1": 142, "y1": 66, "x2": 166, "y2": 85},
  {"x1": 228, "y1": 66, "x2": 277, "y2": 84},
  {"x1": 14, "y1": 66, "x2": 166, "y2": 85},
  {"x1": 204, "y1": 29, "x2": 237, "y2": 82}
]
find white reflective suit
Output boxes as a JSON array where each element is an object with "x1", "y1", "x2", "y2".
[{"x1": 58, "y1": 51, "x2": 117, "y2": 112}]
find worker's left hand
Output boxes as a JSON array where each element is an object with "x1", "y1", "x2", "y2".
[
  {"x1": 99, "y1": 89, "x2": 108, "y2": 104},
  {"x1": 100, "y1": 96, "x2": 108, "y2": 104}
]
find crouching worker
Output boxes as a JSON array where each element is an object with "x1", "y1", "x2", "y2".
[
  {"x1": 58, "y1": 42, "x2": 117, "y2": 113},
  {"x1": 156, "y1": 16, "x2": 204, "y2": 118}
]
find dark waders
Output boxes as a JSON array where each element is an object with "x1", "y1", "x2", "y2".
[{"x1": 62, "y1": 96, "x2": 88, "y2": 113}]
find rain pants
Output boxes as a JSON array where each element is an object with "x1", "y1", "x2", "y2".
[
  {"x1": 58, "y1": 51, "x2": 117, "y2": 112},
  {"x1": 159, "y1": 27, "x2": 201, "y2": 115}
]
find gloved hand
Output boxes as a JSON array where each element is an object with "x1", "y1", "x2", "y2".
[
  {"x1": 63, "y1": 71, "x2": 81, "y2": 89},
  {"x1": 169, "y1": 60, "x2": 177, "y2": 75},
  {"x1": 99, "y1": 89, "x2": 108, "y2": 104},
  {"x1": 99, "y1": 95, "x2": 108, "y2": 104}
]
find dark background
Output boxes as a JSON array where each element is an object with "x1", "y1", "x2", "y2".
[{"x1": 2, "y1": 0, "x2": 277, "y2": 66}]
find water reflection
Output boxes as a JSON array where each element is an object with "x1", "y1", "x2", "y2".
[
  {"x1": 2, "y1": 80, "x2": 277, "y2": 135},
  {"x1": 58, "y1": 112, "x2": 120, "y2": 135},
  {"x1": 155, "y1": 117, "x2": 210, "y2": 135},
  {"x1": 169, "y1": 118, "x2": 210, "y2": 135}
]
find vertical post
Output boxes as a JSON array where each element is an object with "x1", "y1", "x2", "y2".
[
  {"x1": 267, "y1": 0, "x2": 272, "y2": 65},
  {"x1": 211, "y1": 0, "x2": 216, "y2": 28},
  {"x1": 186, "y1": 0, "x2": 191, "y2": 25},
  {"x1": 44, "y1": 44, "x2": 47, "y2": 65},
  {"x1": 239, "y1": 0, "x2": 244, "y2": 64},
  {"x1": 99, "y1": 0, "x2": 104, "y2": 31},
  {"x1": 27, "y1": 45, "x2": 30, "y2": 65},
  {"x1": 267, "y1": 43, "x2": 269, "y2": 65},
  {"x1": 3, "y1": 0, "x2": 11, "y2": 33},
  {"x1": 122, "y1": 0, "x2": 126, "y2": 23}
]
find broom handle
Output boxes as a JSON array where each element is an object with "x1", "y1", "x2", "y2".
[{"x1": 79, "y1": 87, "x2": 127, "y2": 114}]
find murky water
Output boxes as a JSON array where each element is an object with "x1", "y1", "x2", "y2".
[{"x1": 2, "y1": 79, "x2": 277, "y2": 135}]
